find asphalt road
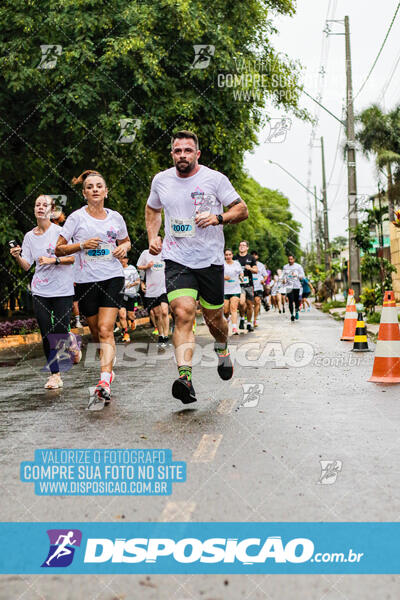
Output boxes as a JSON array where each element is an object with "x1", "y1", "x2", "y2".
[{"x1": 1, "y1": 306, "x2": 400, "y2": 598}]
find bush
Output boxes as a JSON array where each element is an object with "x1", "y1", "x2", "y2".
[
  {"x1": 366, "y1": 311, "x2": 381, "y2": 324},
  {"x1": 360, "y1": 287, "x2": 376, "y2": 315},
  {"x1": 321, "y1": 300, "x2": 347, "y2": 313},
  {"x1": 0, "y1": 318, "x2": 38, "y2": 337}
]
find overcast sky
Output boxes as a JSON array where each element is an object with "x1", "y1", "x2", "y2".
[{"x1": 244, "y1": 0, "x2": 400, "y2": 246}]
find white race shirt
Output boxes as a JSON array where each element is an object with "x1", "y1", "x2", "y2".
[
  {"x1": 147, "y1": 165, "x2": 239, "y2": 268},
  {"x1": 253, "y1": 261, "x2": 267, "y2": 292},
  {"x1": 283, "y1": 262, "x2": 305, "y2": 291},
  {"x1": 137, "y1": 250, "x2": 166, "y2": 298},
  {"x1": 123, "y1": 265, "x2": 139, "y2": 298},
  {"x1": 224, "y1": 260, "x2": 243, "y2": 295},
  {"x1": 61, "y1": 206, "x2": 128, "y2": 283},
  {"x1": 21, "y1": 223, "x2": 74, "y2": 297}
]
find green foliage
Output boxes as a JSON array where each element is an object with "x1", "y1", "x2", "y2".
[
  {"x1": 321, "y1": 300, "x2": 346, "y2": 313},
  {"x1": 0, "y1": 0, "x2": 305, "y2": 301},
  {"x1": 360, "y1": 287, "x2": 376, "y2": 315},
  {"x1": 366, "y1": 311, "x2": 381, "y2": 324}
]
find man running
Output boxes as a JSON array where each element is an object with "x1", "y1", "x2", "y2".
[
  {"x1": 145, "y1": 130, "x2": 248, "y2": 404},
  {"x1": 137, "y1": 248, "x2": 170, "y2": 348},
  {"x1": 118, "y1": 257, "x2": 140, "y2": 342},
  {"x1": 235, "y1": 241, "x2": 257, "y2": 332},
  {"x1": 283, "y1": 254, "x2": 305, "y2": 322},
  {"x1": 250, "y1": 250, "x2": 267, "y2": 327}
]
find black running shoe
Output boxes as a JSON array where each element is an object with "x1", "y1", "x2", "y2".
[
  {"x1": 172, "y1": 375, "x2": 197, "y2": 404},
  {"x1": 291, "y1": 315, "x2": 295, "y2": 322},
  {"x1": 247, "y1": 323, "x2": 254, "y2": 332},
  {"x1": 215, "y1": 350, "x2": 234, "y2": 380},
  {"x1": 239, "y1": 318, "x2": 245, "y2": 330}
]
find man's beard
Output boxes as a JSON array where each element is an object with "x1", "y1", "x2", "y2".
[{"x1": 175, "y1": 158, "x2": 195, "y2": 173}]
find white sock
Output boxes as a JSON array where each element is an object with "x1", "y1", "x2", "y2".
[{"x1": 100, "y1": 372, "x2": 111, "y2": 385}]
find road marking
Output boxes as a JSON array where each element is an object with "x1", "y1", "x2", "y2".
[
  {"x1": 160, "y1": 501, "x2": 196, "y2": 522},
  {"x1": 191, "y1": 434, "x2": 223, "y2": 463},
  {"x1": 217, "y1": 397, "x2": 237, "y2": 414}
]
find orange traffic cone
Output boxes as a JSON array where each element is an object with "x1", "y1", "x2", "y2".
[
  {"x1": 369, "y1": 290, "x2": 400, "y2": 383},
  {"x1": 340, "y1": 289, "x2": 357, "y2": 341}
]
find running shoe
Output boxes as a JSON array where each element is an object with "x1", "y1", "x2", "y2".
[
  {"x1": 122, "y1": 332, "x2": 130, "y2": 343},
  {"x1": 232, "y1": 326, "x2": 239, "y2": 335},
  {"x1": 75, "y1": 319, "x2": 82, "y2": 329},
  {"x1": 239, "y1": 318, "x2": 245, "y2": 330},
  {"x1": 113, "y1": 326, "x2": 120, "y2": 334},
  {"x1": 247, "y1": 323, "x2": 254, "y2": 332},
  {"x1": 291, "y1": 314, "x2": 295, "y2": 322},
  {"x1": 282, "y1": 307, "x2": 285, "y2": 313},
  {"x1": 172, "y1": 375, "x2": 197, "y2": 404},
  {"x1": 88, "y1": 380, "x2": 111, "y2": 409},
  {"x1": 152, "y1": 328, "x2": 159, "y2": 336},
  {"x1": 214, "y1": 346, "x2": 233, "y2": 380},
  {"x1": 295, "y1": 311, "x2": 299, "y2": 320},
  {"x1": 44, "y1": 374, "x2": 63, "y2": 389},
  {"x1": 254, "y1": 320, "x2": 258, "y2": 328}
]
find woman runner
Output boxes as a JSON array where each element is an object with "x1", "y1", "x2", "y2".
[
  {"x1": 10, "y1": 195, "x2": 76, "y2": 389},
  {"x1": 223, "y1": 248, "x2": 243, "y2": 335},
  {"x1": 55, "y1": 170, "x2": 131, "y2": 407}
]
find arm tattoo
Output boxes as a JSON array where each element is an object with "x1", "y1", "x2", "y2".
[{"x1": 227, "y1": 198, "x2": 242, "y2": 208}]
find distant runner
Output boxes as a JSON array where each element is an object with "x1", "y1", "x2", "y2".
[
  {"x1": 283, "y1": 254, "x2": 305, "y2": 322},
  {"x1": 235, "y1": 241, "x2": 257, "y2": 332}
]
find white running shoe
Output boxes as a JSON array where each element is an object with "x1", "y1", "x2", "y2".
[{"x1": 45, "y1": 374, "x2": 63, "y2": 389}]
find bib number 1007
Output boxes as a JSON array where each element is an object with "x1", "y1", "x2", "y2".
[{"x1": 173, "y1": 223, "x2": 192, "y2": 233}]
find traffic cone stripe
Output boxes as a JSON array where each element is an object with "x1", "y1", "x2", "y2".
[
  {"x1": 344, "y1": 312, "x2": 357, "y2": 319},
  {"x1": 369, "y1": 290, "x2": 400, "y2": 382},
  {"x1": 340, "y1": 289, "x2": 358, "y2": 340},
  {"x1": 380, "y1": 307, "x2": 398, "y2": 323},
  {"x1": 377, "y1": 323, "x2": 400, "y2": 341},
  {"x1": 354, "y1": 335, "x2": 367, "y2": 343},
  {"x1": 373, "y1": 340, "x2": 400, "y2": 358}
]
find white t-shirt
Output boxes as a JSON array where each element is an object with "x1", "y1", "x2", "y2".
[
  {"x1": 21, "y1": 223, "x2": 74, "y2": 297},
  {"x1": 61, "y1": 206, "x2": 128, "y2": 283},
  {"x1": 253, "y1": 261, "x2": 267, "y2": 292},
  {"x1": 147, "y1": 165, "x2": 239, "y2": 269},
  {"x1": 123, "y1": 265, "x2": 139, "y2": 297},
  {"x1": 283, "y1": 262, "x2": 305, "y2": 291},
  {"x1": 224, "y1": 260, "x2": 243, "y2": 295},
  {"x1": 137, "y1": 250, "x2": 166, "y2": 298}
]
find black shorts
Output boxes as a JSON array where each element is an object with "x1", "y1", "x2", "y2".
[
  {"x1": 144, "y1": 293, "x2": 169, "y2": 311},
  {"x1": 75, "y1": 277, "x2": 125, "y2": 317},
  {"x1": 165, "y1": 260, "x2": 224, "y2": 309},
  {"x1": 254, "y1": 289, "x2": 264, "y2": 298},
  {"x1": 302, "y1": 291, "x2": 310, "y2": 298},
  {"x1": 240, "y1": 285, "x2": 254, "y2": 301},
  {"x1": 224, "y1": 293, "x2": 241, "y2": 300},
  {"x1": 119, "y1": 295, "x2": 137, "y2": 311}
]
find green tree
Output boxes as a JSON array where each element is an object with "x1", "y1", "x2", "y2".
[{"x1": 0, "y1": 0, "x2": 305, "y2": 306}]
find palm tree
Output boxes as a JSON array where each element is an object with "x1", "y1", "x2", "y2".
[{"x1": 356, "y1": 104, "x2": 400, "y2": 221}]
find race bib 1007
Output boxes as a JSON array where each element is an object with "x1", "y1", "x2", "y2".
[
  {"x1": 170, "y1": 217, "x2": 195, "y2": 238},
  {"x1": 85, "y1": 242, "x2": 113, "y2": 261}
]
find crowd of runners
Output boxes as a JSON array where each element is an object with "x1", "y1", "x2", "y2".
[{"x1": 9, "y1": 130, "x2": 313, "y2": 409}]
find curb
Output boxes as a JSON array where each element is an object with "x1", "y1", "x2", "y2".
[{"x1": 0, "y1": 317, "x2": 152, "y2": 350}]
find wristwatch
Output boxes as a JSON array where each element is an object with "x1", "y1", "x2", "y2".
[
  {"x1": 55, "y1": 257, "x2": 61, "y2": 265},
  {"x1": 216, "y1": 214, "x2": 224, "y2": 225}
]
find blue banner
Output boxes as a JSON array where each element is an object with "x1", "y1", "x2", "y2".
[{"x1": 0, "y1": 522, "x2": 399, "y2": 574}]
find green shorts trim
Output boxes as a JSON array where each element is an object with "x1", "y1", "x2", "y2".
[
  {"x1": 167, "y1": 288, "x2": 198, "y2": 302},
  {"x1": 199, "y1": 296, "x2": 224, "y2": 310}
]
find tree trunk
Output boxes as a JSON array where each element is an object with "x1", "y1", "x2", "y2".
[{"x1": 387, "y1": 163, "x2": 395, "y2": 222}]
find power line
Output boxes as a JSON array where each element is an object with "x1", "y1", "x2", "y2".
[
  {"x1": 379, "y1": 45, "x2": 400, "y2": 104},
  {"x1": 354, "y1": 1, "x2": 400, "y2": 99}
]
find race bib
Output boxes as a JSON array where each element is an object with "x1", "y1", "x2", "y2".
[
  {"x1": 227, "y1": 278, "x2": 235, "y2": 283},
  {"x1": 243, "y1": 276, "x2": 249, "y2": 285},
  {"x1": 170, "y1": 217, "x2": 195, "y2": 238},
  {"x1": 151, "y1": 262, "x2": 165, "y2": 271},
  {"x1": 85, "y1": 242, "x2": 113, "y2": 261}
]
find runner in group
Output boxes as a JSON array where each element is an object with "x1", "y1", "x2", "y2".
[
  {"x1": 276, "y1": 268, "x2": 286, "y2": 313},
  {"x1": 137, "y1": 248, "x2": 170, "y2": 348},
  {"x1": 55, "y1": 170, "x2": 131, "y2": 407},
  {"x1": 270, "y1": 274, "x2": 279, "y2": 311},
  {"x1": 10, "y1": 195, "x2": 77, "y2": 389},
  {"x1": 235, "y1": 240, "x2": 257, "y2": 332},
  {"x1": 251, "y1": 250, "x2": 267, "y2": 327},
  {"x1": 118, "y1": 256, "x2": 140, "y2": 342},
  {"x1": 223, "y1": 248, "x2": 243, "y2": 335},
  {"x1": 145, "y1": 130, "x2": 248, "y2": 403},
  {"x1": 301, "y1": 274, "x2": 315, "y2": 311},
  {"x1": 282, "y1": 254, "x2": 305, "y2": 322}
]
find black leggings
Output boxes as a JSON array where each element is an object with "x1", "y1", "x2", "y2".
[
  {"x1": 32, "y1": 295, "x2": 73, "y2": 374},
  {"x1": 287, "y1": 289, "x2": 300, "y2": 315}
]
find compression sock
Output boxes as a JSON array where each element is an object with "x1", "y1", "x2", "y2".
[{"x1": 178, "y1": 365, "x2": 192, "y2": 381}]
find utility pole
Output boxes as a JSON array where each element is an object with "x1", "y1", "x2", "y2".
[
  {"x1": 314, "y1": 186, "x2": 322, "y2": 264},
  {"x1": 345, "y1": 15, "x2": 361, "y2": 299},
  {"x1": 320, "y1": 136, "x2": 330, "y2": 270}
]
